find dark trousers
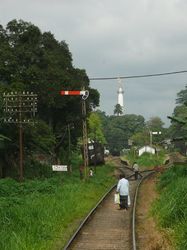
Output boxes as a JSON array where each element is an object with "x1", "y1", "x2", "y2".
[
  {"x1": 135, "y1": 171, "x2": 139, "y2": 180},
  {"x1": 119, "y1": 195, "x2": 128, "y2": 209}
]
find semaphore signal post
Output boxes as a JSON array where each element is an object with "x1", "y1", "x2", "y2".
[{"x1": 60, "y1": 89, "x2": 89, "y2": 179}]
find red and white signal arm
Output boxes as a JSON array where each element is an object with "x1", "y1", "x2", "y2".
[{"x1": 60, "y1": 90, "x2": 89, "y2": 100}]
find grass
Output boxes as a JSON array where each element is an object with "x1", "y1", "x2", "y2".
[
  {"x1": 0, "y1": 163, "x2": 116, "y2": 250},
  {"x1": 152, "y1": 164, "x2": 187, "y2": 250},
  {"x1": 137, "y1": 152, "x2": 165, "y2": 168},
  {"x1": 121, "y1": 150, "x2": 166, "y2": 169}
]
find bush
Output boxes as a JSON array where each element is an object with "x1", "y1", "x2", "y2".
[
  {"x1": 157, "y1": 165, "x2": 187, "y2": 190},
  {"x1": 152, "y1": 164, "x2": 187, "y2": 249},
  {"x1": 24, "y1": 159, "x2": 54, "y2": 179},
  {"x1": 123, "y1": 150, "x2": 166, "y2": 168},
  {"x1": 137, "y1": 152, "x2": 165, "y2": 167}
]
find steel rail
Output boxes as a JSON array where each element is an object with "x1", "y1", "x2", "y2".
[
  {"x1": 63, "y1": 183, "x2": 117, "y2": 250},
  {"x1": 64, "y1": 159, "x2": 136, "y2": 249},
  {"x1": 132, "y1": 171, "x2": 155, "y2": 250},
  {"x1": 64, "y1": 159, "x2": 157, "y2": 250},
  {"x1": 121, "y1": 159, "x2": 157, "y2": 173}
]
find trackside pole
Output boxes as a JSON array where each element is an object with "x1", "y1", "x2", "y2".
[
  {"x1": 60, "y1": 89, "x2": 89, "y2": 180},
  {"x1": 82, "y1": 99, "x2": 89, "y2": 179}
]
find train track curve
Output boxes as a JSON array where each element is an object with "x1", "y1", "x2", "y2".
[{"x1": 63, "y1": 159, "x2": 155, "y2": 250}]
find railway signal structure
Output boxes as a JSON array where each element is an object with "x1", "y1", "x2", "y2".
[
  {"x1": 3, "y1": 91, "x2": 37, "y2": 181},
  {"x1": 149, "y1": 130, "x2": 162, "y2": 146},
  {"x1": 60, "y1": 90, "x2": 89, "y2": 178}
]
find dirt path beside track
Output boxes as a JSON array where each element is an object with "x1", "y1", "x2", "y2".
[{"x1": 136, "y1": 175, "x2": 173, "y2": 250}]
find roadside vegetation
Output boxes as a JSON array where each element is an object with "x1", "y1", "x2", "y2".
[
  {"x1": 152, "y1": 164, "x2": 187, "y2": 250},
  {"x1": 0, "y1": 161, "x2": 115, "y2": 250},
  {"x1": 121, "y1": 150, "x2": 166, "y2": 169},
  {"x1": 136, "y1": 151, "x2": 166, "y2": 168}
]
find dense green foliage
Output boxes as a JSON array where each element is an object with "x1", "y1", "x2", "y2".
[
  {"x1": 146, "y1": 116, "x2": 165, "y2": 131},
  {"x1": 88, "y1": 112, "x2": 106, "y2": 144},
  {"x1": 176, "y1": 84, "x2": 187, "y2": 106},
  {"x1": 169, "y1": 84, "x2": 187, "y2": 140},
  {"x1": 152, "y1": 165, "x2": 187, "y2": 249},
  {"x1": 0, "y1": 163, "x2": 115, "y2": 250},
  {"x1": 130, "y1": 131, "x2": 150, "y2": 146},
  {"x1": 0, "y1": 19, "x2": 99, "y2": 177},
  {"x1": 169, "y1": 105, "x2": 187, "y2": 138},
  {"x1": 130, "y1": 116, "x2": 166, "y2": 146},
  {"x1": 97, "y1": 112, "x2": 145, "y2": 155}
]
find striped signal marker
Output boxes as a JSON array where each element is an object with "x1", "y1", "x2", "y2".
[
  {"x1": 60, "y1": 90, "x2": 87, "y2": 96},
  {"x1": 60, "y1": 90, "x2": 89, "y2": 100}
]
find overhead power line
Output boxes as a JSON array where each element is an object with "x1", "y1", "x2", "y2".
[
  {"x1": 89, "y1": 70, "x2": 187, "y2": 81},
  {"x1": 1, "y1": 69, "x2": 187, "y2": 82}
]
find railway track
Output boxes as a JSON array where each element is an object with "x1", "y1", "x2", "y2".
[{"x1": 63, "y1": 159, "x2": 155, "y2": 250}]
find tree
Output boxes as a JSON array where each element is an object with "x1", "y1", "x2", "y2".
[
  {"x1": 88, "y1": 112, "x2": 106, "y2": 144},
  {"x1": 176, "y1": 84, "x2": 187, "y2": 106},
  {"x1": 103, "y1": 114, "x2": 145, "y2": 155},
  {"x1": 114, "y1": 104, "x2": 123, "y2": 116},
  {"x1": 94, "y1": 110, "x2": 108, "y2": 129},
  {"x1": 0, "y1": 19, "x2": 100, "y2": 129},
  {"x1": 0, "y1": 19, "x2": 100, "y2": 177},
  {"x1": 168, "y1": 85, "x2": 187, "y2": 140},
  {"x1": 130, "y1": 131, "x2": 150, "y2": 147},
  {"x1": 168, "y1": 105, "x2": 187, "y2": 138},
  {"x1": 146, "y1": 116, "x2": 164, "y2": 131}
]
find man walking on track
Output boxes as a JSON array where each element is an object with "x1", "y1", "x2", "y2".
[
  {"x1": 133, "y1": 162, "x2": 141, "y2": 180},
  {"x1": 116, "y1": 174, "x2": 129, "y2": 210}
]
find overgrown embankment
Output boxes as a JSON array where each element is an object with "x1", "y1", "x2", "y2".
[
  {"x1": 152, "y1": 164, "x2": 187, "y2": 250},
  {"x1": 0, "y1": 164, "x2": 115, "y2": 250},
  {"x1": 121, "y1": 150, "x2": 166, "y2": 169}
]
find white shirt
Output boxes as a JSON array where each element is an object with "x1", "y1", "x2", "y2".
[
  {"x1": 116, "y1": 178, "x2": 129, "y2": 196},
  {"x1": 133, "y1": 163, "x2": 139, "y2": 171}
]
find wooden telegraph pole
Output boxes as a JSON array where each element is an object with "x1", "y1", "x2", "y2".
[
  {"x1": 60, "y1": 90, "x2": 89, "y2": 179},
  {"x1": 3, "y1": 91, "x2": 37, "y2": 181},
  {"x1": 81, "y1": 94, "x2": 89, "y2": 179}
]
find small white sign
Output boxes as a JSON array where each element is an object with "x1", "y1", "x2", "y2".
[
  {"x1": 152, "y1": 131, "x2": 162, "y2": 135},
  {"x1": 52, "y1": 165, "x2": 68, "y2": 171}
]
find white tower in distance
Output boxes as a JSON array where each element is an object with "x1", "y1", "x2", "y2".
[{"x1": 117, "y1": 78, "x2": 124, "y2": 115}]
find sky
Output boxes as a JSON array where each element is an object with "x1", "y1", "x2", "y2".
[{"x1": 1, "y1": 0, "x2": 187, "y2": 127}]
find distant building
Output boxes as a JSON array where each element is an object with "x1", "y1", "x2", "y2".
[{"x1": 138, "y1": 145, "x2": 156, "y2": 156}]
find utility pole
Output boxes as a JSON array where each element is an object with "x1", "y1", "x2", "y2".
[
  {"x1": 150, "y1": 130, "x2": 153, "y2": 147},
  {"x1": 67, "y1": 123, "x2": 73, "y2": 173},
  {"x1": 148, "y1": 129, "x2": 162, "y2": 147},
  {"x1": 3, "y1": 91, "x2": 37, "y2": 181},
  {"x1": 93, "y1": 136, "x2": 97, "y2": 174},
  {"x1": 151, "y1": 131, "x2": 162, "y2": 147},
  {"x1": 82, "y1": 98, "x2": 89, "y2": 178}
]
